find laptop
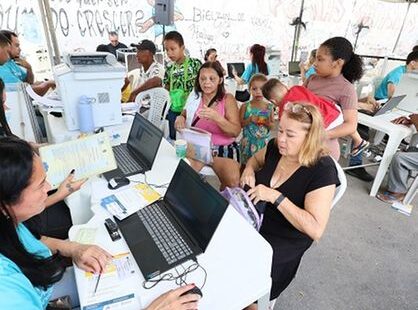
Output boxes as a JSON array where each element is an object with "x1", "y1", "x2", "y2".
[
  {"x1": 359, "y1": 95, "x2": 406, "y2": 117},
  {"x1": 103, "y1": 113, "x2": 163, "y2": 180},
  {"x1": 393, "y1": 73, "x2": 418, "y2": 113},
  {"x1": 227, "y1": 62, "x2": 245, "y2": 78},
  {"x1": 288, "y1": 61, "x2": 301, "y2": 76},
  {"x1": 116, "y1": 160, "x2": 228, "y2": 280}
]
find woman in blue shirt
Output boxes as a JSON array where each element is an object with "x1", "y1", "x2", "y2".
[
  {"x1": 233, "y1": 44, "x2": 269, "y2": 85},
  {"x1": 0, "y1": 137, "x2": 200, "y2": 309}
]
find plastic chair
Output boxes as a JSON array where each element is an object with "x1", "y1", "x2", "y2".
[
  {"x1": 403, "y1": 172, "x2": 418, "y2": 205},
  {"x1": 135, "y1": 87, "x2": 171, "y2": 137},
  {"x1": 332, "y1": 158, "x2": 347, "y2": 209}
]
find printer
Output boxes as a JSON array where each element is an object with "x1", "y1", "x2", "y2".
[{"x1": 54, "y1": 52, "x2": 125, "y2": 131}]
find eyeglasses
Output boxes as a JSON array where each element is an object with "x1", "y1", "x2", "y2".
[{"x1": 283, "y1": 102, "x2": 312, "y2": 119}]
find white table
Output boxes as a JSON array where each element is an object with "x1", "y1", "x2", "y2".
[
  {"x1": 69, "y1": 138, "x2": 273, "y2": 310},
  {"x1": 358, "y1": 110, "x2": 414, "y2": 196}
]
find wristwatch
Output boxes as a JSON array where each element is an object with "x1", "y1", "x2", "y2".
[{"x1": 273, "y1": 193, "x2": 286, "y2": 208}]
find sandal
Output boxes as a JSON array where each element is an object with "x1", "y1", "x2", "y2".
[
  {"x1": 376, "y1": 191, "x2": 404, "y2": 204},
  {"x1": 351, "y1": 139, "x2": 370, "y2": 157}
]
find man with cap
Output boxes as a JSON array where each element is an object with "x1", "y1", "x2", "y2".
[{"x1": 126, "y1": 40, "x2": 165, "y2": 102}]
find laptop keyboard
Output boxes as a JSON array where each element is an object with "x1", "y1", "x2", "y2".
[
  {"x1": 113, "y1": 145, "x2": 143, "y2": 174},
  {"x1": 138, "y1": 203, "x2": 193, "y2": 265}
]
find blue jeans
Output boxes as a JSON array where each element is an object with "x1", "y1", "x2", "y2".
[
  {"x1": 349, "y1": 150, "x2": 362, "y2": 166},
  {"x1": 166, "y1": 109, "x2": 181, "y2": 140}
]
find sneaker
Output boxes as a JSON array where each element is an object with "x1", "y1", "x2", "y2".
[
  {"x1": 351, "y1": 140, "x2": 370, "y2": 157},
  {"x1": 345, "y1": 167, "x2": 374, "y2": 182},
  {"x1": 376, "y1": 191, "x2": 405, "y2": 204}
]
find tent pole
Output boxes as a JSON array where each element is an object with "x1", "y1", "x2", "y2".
[
  {"x1": 391, "y1": 2, "x2": 411, "y2": 54},
  {"x1": 42, "y1": 0, "x2": 61, "y2": 64},
  {"x1": 37, "y1": 0, "x2": 55, "y2": 69}
]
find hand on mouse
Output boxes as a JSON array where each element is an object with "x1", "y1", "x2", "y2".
[{"x1": 145, "y1": 284, "x2": 200, "y2": 310}]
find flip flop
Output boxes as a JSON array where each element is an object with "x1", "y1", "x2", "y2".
[{"x1": 376, "y1": 191, "x2": 403, "y2": 204}]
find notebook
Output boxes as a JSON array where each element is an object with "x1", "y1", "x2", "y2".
[
  {"x1": 116, "y1": 160, "x2": 228, "y2": 280},
  {"x1": 359, "y1": 95, "x2": 406, "y2": 117},
  {"x1": 103, "y1": 113, "x2": 163, "y2": 180}
]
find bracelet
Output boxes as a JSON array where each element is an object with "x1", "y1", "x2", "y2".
[{"x1": 273, "y1": 193, "x2": 285, "y2": 208}]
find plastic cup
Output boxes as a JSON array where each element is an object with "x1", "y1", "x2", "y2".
[{"x1": 175, "y1": 139, "x2": 187, "y2": 158}]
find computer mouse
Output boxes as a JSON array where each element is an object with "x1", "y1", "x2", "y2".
[
  {"x1": 108, "y1": 177, "x2": 130, "y2": 190},
  {"x1": 180, "y1": 286, "x2": 203, "y2": 298}
]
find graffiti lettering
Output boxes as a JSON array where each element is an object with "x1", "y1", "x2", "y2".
[{"x1": 76, "y1": 9, "x2": 144, "y2": 37}]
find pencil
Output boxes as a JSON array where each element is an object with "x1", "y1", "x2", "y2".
[{"x1": 93, "y1": 273, "x2": 101, "y2": 295}]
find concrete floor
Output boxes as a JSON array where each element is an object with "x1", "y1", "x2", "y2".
[{"x1": 274, "y1": 166, "x2": 418, "y2": 310}]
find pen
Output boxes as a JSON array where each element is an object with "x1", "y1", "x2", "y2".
[{"x1": 93, "y1": 273, "x2": 101, "y2": 295}]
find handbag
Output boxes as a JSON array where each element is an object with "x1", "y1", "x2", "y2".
[
  {"x1": 221, "y1": 187, "x2": 263, "y2": 231},
  {"x1": 235, "y1": 89, "x2": 250, "y2": 102}
]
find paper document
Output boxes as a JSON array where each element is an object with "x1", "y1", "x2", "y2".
[
  {"x1": 25, "y1": 85, "x2": 63, "y2": 108},
  {"x1": 177, "y1": 127, "x2": 213, "y2": 164},
  {"x1": 82, "y1": 253, "x2": 140, "y2": 310},
  {"x1": 39, "y1": 132, "x2": 117, "y2": 189},
  {"x1": 101, "y1": 183, "x2": 161, "y2": 220}
]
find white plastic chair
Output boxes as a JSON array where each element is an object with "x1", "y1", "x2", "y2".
[
  {"x1": 331, "y1": 158, "x2": 347, "y2": 209},
  {"x1": 135, "y1": 87, "x2": 171, "y2": 137},
  {"x1": 403, "y1": 173, "x2": 418, "y2": 205}
]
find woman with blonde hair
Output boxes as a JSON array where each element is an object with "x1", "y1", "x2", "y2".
[{"x1": 241, "y1": 103, "x2": 339, "y2": 302}]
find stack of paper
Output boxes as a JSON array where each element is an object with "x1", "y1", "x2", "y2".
[
  {"x1": 82, "y1": 253, "x2": 140, "y2": 310},
  {"x1": 101, "y1": 183, "x2": 161, "y2": 220}
]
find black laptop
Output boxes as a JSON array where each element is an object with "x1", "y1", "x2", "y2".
[
  {"x1": 359, "y1": 95, "x2": 406, "y2": 117},
  {"x1": 227, "y1": 62, "x2": 245, "y2": 78},
  {"x1": 103, "y1": 113, "x2": 163, "y2": 180},
  {"x1": 116, "y1": 160, "x2": 228, "y2": 280}
]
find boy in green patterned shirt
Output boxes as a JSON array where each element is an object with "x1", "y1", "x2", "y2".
[{"x1": 163, "y1": 31, "x2": 202, "y2": 139}]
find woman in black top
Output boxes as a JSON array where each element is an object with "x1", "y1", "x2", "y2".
[{"x1": 241, "y1": 102, "x2": 340, "y2": 301}]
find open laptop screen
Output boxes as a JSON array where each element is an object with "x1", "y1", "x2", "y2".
[
  {"x1": 227, "y1": 63, "x2": 245, "y2": 78},
  {"x1": 127, "y1": 114, "x2": 163, "y2": 168},
  {"x1": 165, "y1": 160, "x2": 228, "y2": 252}
]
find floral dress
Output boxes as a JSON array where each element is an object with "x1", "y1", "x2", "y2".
[{"x1": 240, "y1": 101, "x2": 273, "y2": 164}]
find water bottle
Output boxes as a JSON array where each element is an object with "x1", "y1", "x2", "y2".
[{"x1": 77, "y1": 95, "x2": 94, "y2": 133}]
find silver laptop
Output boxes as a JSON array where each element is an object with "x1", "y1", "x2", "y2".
[{"x1": 359, "y1": 95, "x2": 406, "y2": 117}]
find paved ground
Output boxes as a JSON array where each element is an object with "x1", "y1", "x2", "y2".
[{"x1": 274, "y1": 166, "x2": 418, "y2": 310}]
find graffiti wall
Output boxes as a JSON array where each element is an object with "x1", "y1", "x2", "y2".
[{"x1": 1, "y1": 0, "x2": 417, "y2": 75}]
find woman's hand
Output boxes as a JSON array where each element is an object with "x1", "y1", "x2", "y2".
[
  {"x1": 70, "y1": 243, "x2": 112, "y2": 274},
  {"x1": 145, "y1": 284, "x2": 200, "y2": 310},
  {"x1": 247, "y1": 184, "x2": 280, "y2": 204},
  {"x1": 175, "y1": 115, "x2": 186, "y2": 130},
  {"x1": 392, "y1": 116, "x2": 411, "y2": 125},
  {"x1": 240, "y1": 167, "x2": 256, "y2": 189},
  {"x1": 198, "y1": 106, "x2": 221, "y2": 122},
  {"x1": 55, "y1": 171, "x2": 87, "y2": 200}
]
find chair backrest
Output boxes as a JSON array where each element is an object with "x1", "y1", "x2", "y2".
[
  {"x1": 331, "y1": 158, "x2": 347, "y2": 209},
  {"x1": 135, "y1": 87, "x2": 171, "y2": 130},
  {"x1": 6, "y1": 83, "x2": 42, "y2": 142}
]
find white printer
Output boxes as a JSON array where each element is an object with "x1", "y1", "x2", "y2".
[{"x1": 54, "y1": 52, "x2": 125, "y2": 131}]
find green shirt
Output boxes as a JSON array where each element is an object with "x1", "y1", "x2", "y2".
[{"x1": 164, "y1": 57, "x2": 202, "y2": 112}]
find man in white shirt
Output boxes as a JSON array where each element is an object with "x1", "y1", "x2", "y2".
[{"x1": 126, "y1": 40, "x2": 164, "y2": 102}]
